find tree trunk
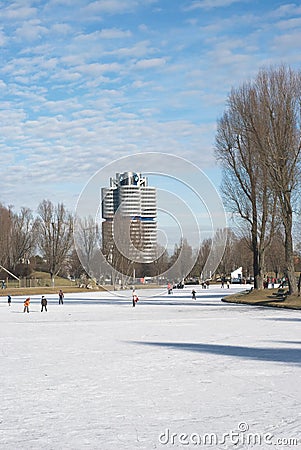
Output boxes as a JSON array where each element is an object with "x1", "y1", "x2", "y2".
[
  {"x1": 251, "y1": 225, "x2": 262, "y2": 289},
  {"x1": 284, "y1": 226, "x2": 297, "y2": 294},
  {"x1": 257, "y1": 247, "x2": 265, "y2": 290},
  {"x1": 251, "y1": 210, "x2": 264, "y2": 290},
  {"x1": 282, "y1": 192, "x2": 297, "y2": 295}
]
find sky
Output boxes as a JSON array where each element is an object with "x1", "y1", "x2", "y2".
[{"x1": 1, "y1": 0, "x2": 301, "y2": 214}]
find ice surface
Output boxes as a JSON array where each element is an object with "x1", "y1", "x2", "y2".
[{"x1": 0, "y1": 285, "x2": 300, "y2": 449}]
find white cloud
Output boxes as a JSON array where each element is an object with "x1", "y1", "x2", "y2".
[
  {"x1": 134, "y1": 57, "x2": 167, "y2": 69},
  {"x1": 51, "y1": 23, "x2": 73, "y2": 35},
  {"x1": 132, "y1": 79, "x2": 154, "y2": 88},
  {"x1": 47, "y1": 0, "x2": 82, "y2": 5},
  {"x1": 276, "y1": 17, "x2": 301, "y2": 30},
  {"x1": 108, "y1": 40, "x2": 153, "y2": 58},
  {"x1": 270, "y1": 3, "x2": 301, "y2": 19},
  {"x1": 14, "y1": 20, "x2": 48, "y2": 42},
  {"x1": 74, "y1": 28, "x2": 131, "y2": 42},
  {"x1": 97, "y1": 28, "x2": 132, "y2": 39},
  {"x1": 83, "y1": 0, "x2": 158, "y2": 15},
  {"x1": 75, "y1": 62, "x2": 122, "y2": 77},
  {"x1": 0, "y1": 30, "x2": 6, "y2": 46},
  {"x1": 184, "y1": 0, "x2": 245, "y2": 11},
  {"x1": 0, "y1": 3, "x2": 37, "y2": 21},
  {"x1": 138, "y1": 24, "x2": 150, "y2": 33},
  {"x1": 272, "y1": 30, "x2": 301, "y2": 54}
]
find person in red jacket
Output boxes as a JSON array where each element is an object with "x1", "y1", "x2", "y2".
[{"x1": 24, "y1": 297, "x2": 30, "y2": 313}]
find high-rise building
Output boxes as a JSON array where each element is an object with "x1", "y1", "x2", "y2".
[{"x1": 101, "y1": 172, "x2": 157, "y2": 264}]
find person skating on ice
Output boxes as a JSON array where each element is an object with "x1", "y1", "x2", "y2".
[
  {"x1": 167, "y1": 282, "x2": 173, "y2": 294},
  {"x1": 23, "y1": 297, "x2": 30, "y2": 313},
  {"x1": 132, "y1": 289, "x2": 139, "y2": 307},
  {"x1": 41, "y1": 295, "x2": 48, "y2": 312},
  {"x1": 58, "y1": 289, "x2": 64, "y2": 305}
]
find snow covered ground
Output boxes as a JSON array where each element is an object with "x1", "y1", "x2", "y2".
[{"x1": 0, "y1": 285, "x2": 300, "y2": 450}]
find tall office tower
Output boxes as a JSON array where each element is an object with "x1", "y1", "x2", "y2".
[{"x1": 101, "y1": 172, "x2": 157, "y2": 264}]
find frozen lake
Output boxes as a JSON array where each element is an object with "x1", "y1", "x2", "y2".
[{"x1": 0, "y1": 285, "x2": 300, "y2": 449}]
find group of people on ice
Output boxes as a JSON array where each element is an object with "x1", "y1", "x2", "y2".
[
  {"x1": 6, "y1": 289, "x2": 65, "y2": 313},
  {"x1": 23, "y1": 289, "x2": 64, "y2": 312},
  {"x1": 220, "y1": 276, "x2": 230, "y2": 288}
]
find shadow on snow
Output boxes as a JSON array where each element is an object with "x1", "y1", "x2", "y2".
[
  {"x1": 263, "y1": 317, "x2": 301, "y2": 322},
  {"x1": 130, "y1": 341, "x2": 301, "y2": 366}
]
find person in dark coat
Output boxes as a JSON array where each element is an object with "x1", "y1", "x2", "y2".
[
  {"x1": 59, "y1": 289, "x2": 64, "y2": 305},
  {"x1": 192, "y1": 289, "x2": 196, "y2": 300},
  {"x1": 7, "y1": 295, "x2": 11, "y2": 306},
  {"x1": 41, "y1": 295, "x2": 47, "y2": 312},
  {"x1": 58, "y1": 289, "x2": 64, "y2": 305}
]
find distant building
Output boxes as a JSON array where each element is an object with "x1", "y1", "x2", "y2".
[
  {"x1": 101, "y1": 172, "x2": 157, "y2": 263},
  {"x1": 231, "y1": 266, "x2": 243, "y2": 283}
]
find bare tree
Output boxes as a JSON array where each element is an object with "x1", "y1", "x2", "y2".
[
  {"x1": 0, "y1": 204, "x2": 12, "y2": 268},
  {"x1": 253, "y1": 65, "x2": 301, "y2": 293},
  {"x1": 215, "y1": 76, "x2": 279, "y2": 289},
  {"x1": 0, "y1": 204, "x2": 37, "y2": 279},
  {"x1": 10, "y1": 207, "x2": 38, "y2": 269},
  {"x1": 67, "y1": 249, "x2": 86, "y2": 280},
  {"x1": 153, "y1": 244, "x2": 169, "y2": 277},
  {"x1": 264, "y1": 230, "x2": 286, "y2": 279},
  {"x1": 37, "y1": 200, "x2": 73, "y2": 285},
  {"x1": 197, "y1": 238, "x2": 212, "y2": 280},
  {"x1": 74, "y1": 215, "x2": 101, "y2": 279},
  {"x1": 169, "y1": 238, "x2": 193, "y2": 282},
  {"x1": 216, "y1": 228, "x2": 251, "y2": 277}
]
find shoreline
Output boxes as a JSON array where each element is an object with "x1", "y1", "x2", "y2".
[{"x1": 222, "y1": 288, "x2": 301, "y2": 310}]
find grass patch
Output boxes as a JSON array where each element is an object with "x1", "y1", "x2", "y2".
[
  {"x1": 0, "y1": 285, "x2": 106, "y2": 297},
  {"x1": 222, "y1": 288, "x2": 301, "y2": 310},
  {"x1": 3, "y1": 271, "x2": 81, "y2": 289}
]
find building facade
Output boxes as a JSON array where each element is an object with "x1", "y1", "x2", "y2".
[{"x1": 101, "y1": 172, "x2": 157, "y2": 264}]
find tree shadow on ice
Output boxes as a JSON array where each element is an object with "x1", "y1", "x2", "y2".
[
  {"x1": 131, "y1": 341, "x2": 301, "y2": 365},
  {"x1": 263, "y1": 317, "x2": 301, "y2": 323}
]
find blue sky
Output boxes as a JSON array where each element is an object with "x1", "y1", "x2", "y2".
[{"x1": 1, "y1": 0, "x2": 301, "y2": 213}]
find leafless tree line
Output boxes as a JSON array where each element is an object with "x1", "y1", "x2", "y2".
[
  {"x1": 0, "y1": 200, "x2": 74, "y2": 282},
  {"x1": 0, "y1": 204, "x2": 37, "y2": 275},
  {"x1": 215, "y1": 65, "x2": 301, "y2": 293},
  {"x1": 0, "y1": 197, "x2": 293, "y2": 286}
]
